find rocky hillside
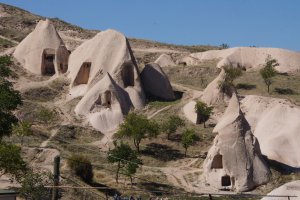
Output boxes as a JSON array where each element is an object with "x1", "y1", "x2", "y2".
[{"x1": 0, "y1": 3, "x2": 219, "y2": 53}]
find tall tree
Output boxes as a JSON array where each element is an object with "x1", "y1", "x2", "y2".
[
  {"x1": 181, "y1": 129, "x2": 197, "y2": 157},
  {"x1": 107, "y1": 142, "x2": 141, "y2": 183},
  {"x1": 0, "y1": 56, "x2": 26, "y2": 181},
  {"x1": 194, "y1": 101, "x2": 213, "y2": 128},
  {"x1": 260, "y1": 55, "x2": 278, "y2": 93},
  {"x1": 0, "y1": 56, "x2": 22, "y2": 139},
  {"x1": 117, "y1": 112, "x2": 159, "y2": 152},
  {"x1": 162, "y1": 115, "x2": 185, "y2": 140}
]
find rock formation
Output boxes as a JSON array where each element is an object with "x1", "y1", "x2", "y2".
[
  {"x1": 241, "y1": 95, "x2": 300, "y2": 169},
  {"x1": 140, "y1": 63, "x2": 175, "y2": 101},
  {"x1": 154, "y1": 53, "x2": 175, "y2": 67},
  {"x1": 201, "y1": 68, "x2": 230, "y2": 105},
  {"x1": 68, "y1": 29, "x2": 145, "y2": 132},
  {"x1": 13, "y1": 19, "x2": 69, "y2": 75},
  {"x1": 203, "y1": 93, "x2": 270, "y2": 192},
  {"x1": 181, "y1": 47, "x2": 300, "y2": 73},
  {"x1": 261, "y1": 181, "x2": 300, "y2": 200}
]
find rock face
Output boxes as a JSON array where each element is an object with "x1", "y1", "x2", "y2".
[
  {"x1": 13, "y1": 19, "x2": 69, "y2": 75},
  {"x1": 203, "y1": 93, "x2": 271, "y2": 192},
  {"x1": 261, "y1": 181, "x2": 300, "y2": 200},
  {"x1": 241, "y1": 95, "x2": 300, "y2": 169},
  {"x1": 154, "y1": 54, "x2": 175, "y2": 67},
  {"x1": 201, "y1": 68, "x2": 230, "y2": 105},
  {"x1": 181, "y1": 47, "x2": 300, "y2": 73},
  {"x1": 69, "y1": 29, "x2": 145, "y2": 132},
  {"x1": 140, "y1": 63, "x2": 175, "y2": 101}
]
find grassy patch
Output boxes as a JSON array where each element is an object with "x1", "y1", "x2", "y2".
[
  {"x1": 0, "y1": 37, "x2": 14, "y2": 50},
  {"x1": 236, "y1": 71, "x2": 300, "y2": 105},
  {"x1": 22, "y1": 87, "x2": 59, "y2": 102},
  {"x1": 164, "y1": 60, "x2": 220, "y2": 90}
]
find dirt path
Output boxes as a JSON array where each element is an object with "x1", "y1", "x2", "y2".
[
  {"x1": 0, "y1": 35, "x2": 19, "y2": 44},
  {"x1": 40, "y1": 129, "x2": 58, "y2": 148}
]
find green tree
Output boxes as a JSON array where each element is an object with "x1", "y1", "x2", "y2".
[
  {"x1": 220, "y1": 43, "x2": 229, "y2": 49},
  {"x1": 181, "y1": 129, "x2": 197, "y2": 157},
  {"x1": 0, "y1": 56, "x2": 22, "y2": 139},
  {"x1": 107, "y1": 142, "x2": 141, "y2": 183},
  {"x1": 13, "y1": 121, "x2": 32, "y2": 146},
  {"x1": 162, "y1": 115, "x2": 185, "y2": 140},
  {"x1": 194, "y1": 101, "x2": 213, "y2": 128},
  {"x1": 219, "y1": 65, "x2": 243, "y2": 95},
  {"x1": 68, "y1": 154, "x2": 94, "y2": 183},
  {"x1": 0, "y1": 143, "x2": 27, "y2": 180},
  {"x1": 117, "y1": 112, "x2": 159, "y2": 152},
  {"x1": 19, "y1": 170, "x2": 52, "y2": 200},
  {"x1": 260, "y1": 55, "x2": 278, "y2": 93},
  {"x1": 0, "y1": 56, "x2": 26, "y2": 181}
]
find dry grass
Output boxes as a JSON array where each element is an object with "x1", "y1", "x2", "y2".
[{"x1": 236, "y1": 71, "x2": 300, "y2": 105}]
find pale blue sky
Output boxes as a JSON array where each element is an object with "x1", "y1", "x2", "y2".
[{"x1": 2, "y1": 0, "x2": 300, "y2": 51}]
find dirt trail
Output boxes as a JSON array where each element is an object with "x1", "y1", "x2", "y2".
[{"x1": 0, "y1": 35, "x2": 19, "y2": 44}]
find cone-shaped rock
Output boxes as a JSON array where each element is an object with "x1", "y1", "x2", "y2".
[
  {"x1": 203, "y1": 93, "x2": 271, "y2": 192},
  {"x1": 14, "y1": 19, "x2": 69, "y2": 75},
  {"x1": 68, "y1": 29, "x2": 145, "y2": 109},
  {"x1": 201, "y1": 68, "x2": 229, "y2": 105},
  {"x1": 140, "y1": 63, "x2": 175, "y2": 101}
]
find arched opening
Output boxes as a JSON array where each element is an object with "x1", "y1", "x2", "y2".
[
  {"x1": 74, "y1": 62, "x2": 91, "y2": 85},
  {"x1": 42, "y1": 48, "x2": 55, "y2": 75},
  {"x1": 95, "y1": 95, "x2": 102, "y2": 105},
  {"x1": 121, "y1": 63, "x2": 134, "y2": 87},
  {"x1": 221, "y1": 175, "x2": 231, "y2": 187},
  {"x1": 103, "y1": 91, "x2": 112, "y2": 108},
  {"x1": 211, "y1": 154, "x2": 223, "y2": 169}
]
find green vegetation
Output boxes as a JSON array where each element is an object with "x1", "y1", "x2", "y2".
[
  {"x1": 194, "y1": 101, "x2": 213, "y2": 128},
  {"x1": 37, "y1": 107, "x2": 55, "y2": 124},
  {"x1": 0, "y1": 143, "x2": 27, "y2": 180},
  {"x1": 107, "y1": 142, "x2": 141, "y2": 183},
  {"x1": 181, "y1": 129, "x2": 197, "y2": 157},
  {"x1": 117, "y1": 112, "x2": 159, "y2": 152},
  {"x1": 19, "y1": 170, "x2": 52, "y2": 200},
  {"x1": 219, "y1": 65, "x2": 243, "y2": 94},
  {"x1": 260, "y1": 55, "x2": 278, "y2": 93},
  {"x1": 163, "y1": 60, "x2": 220, "y2": 90},
  {"x1": 12, "y1": 120, "x2": 32, "y2": 146},
  {"x1": 0, "y1": 56, "x2": 22, "y2": 139},
  {"x1": 0, "y1": 37, "x2": 14, "y2": 50},
  {"x1": 68, "y1": 154, "x2": 94, "y2": 183},
  {"x1": 162, "y1": 115, "x2": 185, "y2": 140}
]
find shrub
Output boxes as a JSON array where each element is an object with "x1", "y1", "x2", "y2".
[{"x1": 68, "y1": 154, "x2": 93, "y2": 183}]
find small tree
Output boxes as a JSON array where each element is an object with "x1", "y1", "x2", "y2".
[
  {"x1": 107, "y1": 142, "x2": 141, "y2": 184},
  {"x1": 19, "y1": 170, "x2": 52, "y2": 200},
  {"x1": 181, "y1": 129, "x2": 197, "y2": 157},
  {"x1": 162, "y1": 115, "x2": 185, "y2": 140},
  {"x1": 68, "y1": 154, "x2": 93, "y2": 183},
  {"x1": 117, "y1": 112, "x2": 159, "y2": 152},
  {"x1": 219, "y1": 65, "x2": 243, "y2": 95},
  {"x1": 0, "y1": 143, "x2": 27, "y2": 180},
  {"x1": 194, "y1": 101, "x2": 213, "y2": 128},
  {"x1": 220, "y1": 43, "x2": 229, "y2": 49},
  {"x1": 13, "y1": 120, "x2": 32, "y2": 146},
  {"x1": 260, "y1": 55, "x2": 278, "y2": 93}
]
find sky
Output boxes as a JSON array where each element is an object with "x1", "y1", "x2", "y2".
[{"x1": 2, "y1": 0, "x2": 300, "y2": 51}]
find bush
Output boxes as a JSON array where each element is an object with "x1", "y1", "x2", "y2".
[
  {"x1": 68, "y1": 154, "x2": 93, "y2": 183},
  {"x1": 37, "y1": 108, "x2": 54, "y2": 124}
]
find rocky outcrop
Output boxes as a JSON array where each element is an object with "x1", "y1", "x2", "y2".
[
  {"x1": 140, "y1": 63, "x2": 175, "y2": 101},
  {"x1": 13, "y1": 19, "x2": 69, "y2": 75},
  {"x1": 154, "y1": 53, "x2": 175, "y2": 67},
  {"x1": 203, "y1": 93, "x2": 271, "y2": 192}
]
